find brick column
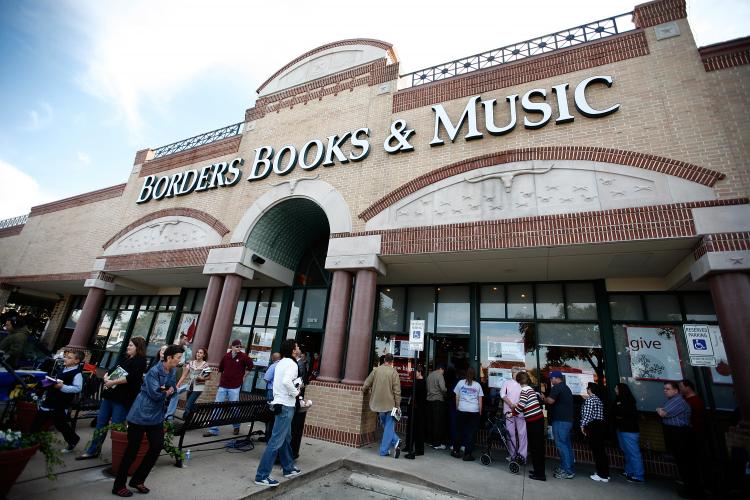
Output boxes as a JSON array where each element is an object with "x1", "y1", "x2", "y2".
[
  {"x1": 318, "y1": 270, "x2": 353, "y2": 383},
  {"x1": 40, "y1": 296, "x2": 72, "y2": 350},
  {"x1": 341, "y1": 269, "x2": 378, "y2": 386},
  {"x1": 708, "y1": 272, "x2": 750, "y2": 426},
  {"x1": 191, "y1": 274, "x2": 224, "y2": 353},
  {"x1": 207, "y1": 274, "x2": 243, "y2": 368},
  {"x1": 67, "y1": 288, "x2": 107, "y2": 350},
  {"x1": 633, "y1": 0, "x2": 687, "y2": 29},
  {"x1": 0, "y1": 284, "x2": 12, "y2": 310}
]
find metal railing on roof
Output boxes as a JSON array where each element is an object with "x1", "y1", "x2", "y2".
[
  {"x1": 401, "y1": 12, "x2": 635, "y2": 88},
  {"x1": 0, "y1": 214, "x2": 28, "y2": 230},
  {"x1": 152, "y1": 122, "x2": 245, "y2": 159}
]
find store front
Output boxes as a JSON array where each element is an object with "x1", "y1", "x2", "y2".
[{"x1": 1, "y1": 0, "x2": 749, "y2": 470}]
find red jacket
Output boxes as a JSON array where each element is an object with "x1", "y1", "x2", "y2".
[{"x1": 218, "y1": 351, "x2": 254, "y2": 389}]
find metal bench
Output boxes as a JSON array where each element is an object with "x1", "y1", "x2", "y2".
[
  {"x1": 171, "y1": 395, "x2": 271, "y2": 466},
  {"x1": 71, "y1": 371, "x2": 103, "y2": 430}
]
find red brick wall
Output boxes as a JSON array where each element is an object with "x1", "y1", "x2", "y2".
[{"x1": 28, "y1": 184, "x2": 126, "y2": 217}]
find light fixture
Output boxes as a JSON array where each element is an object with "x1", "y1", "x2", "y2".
[
  {"x1": 521, "y1": 293, "x2": 526, "y2": 298},
  {"x1": 251, "y1": 253, "x2": 265, "y2": 265},
  {"x1": 492, "y1": 287, "x2": 498, "y2": 291}
]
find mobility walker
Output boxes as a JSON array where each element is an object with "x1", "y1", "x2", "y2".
[{"x1": 480, "y1": 409, "x2": 525, "y2": 474}]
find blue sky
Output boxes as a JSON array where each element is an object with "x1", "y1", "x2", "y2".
[{"x1": 1, "y1": 0, "x2": 748, "y2": 220}]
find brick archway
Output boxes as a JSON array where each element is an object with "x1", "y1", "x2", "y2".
[{"x1": 358, "y1": 147, "x2": 725, "y2": 221}]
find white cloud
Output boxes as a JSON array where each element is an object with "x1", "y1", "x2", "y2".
[
  {"x1": 22, "y1": 101, "x2": 53, "y2": 131},
  {"x1": 0, "y1": 160, "x2": 54, "y2": 220},
  {"x1": 77, "y1": 151, "x2": 91, "y2": 166}
]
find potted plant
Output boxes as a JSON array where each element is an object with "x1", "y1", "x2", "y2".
[
  {"x1": 89, "y1": 421, "x2": 184, "y2": 475},
  {"x1": 7, "y1": 382, "x2": 43, "y2": 433},
  {"x1": 0, "y1": 429, "x2": 63, "y2": 496}
]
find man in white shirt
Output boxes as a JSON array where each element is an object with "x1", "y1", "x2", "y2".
[{"x1": 254, "y1": 340, "x2": 301, "y2": 487}]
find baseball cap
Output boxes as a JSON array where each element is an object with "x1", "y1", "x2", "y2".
[
  {"x1": 549, "y1": 370, "x2": 564, "y2": 380},
  {"x1": 231, "y1": 339, "x2": 243, "y2": 347}
]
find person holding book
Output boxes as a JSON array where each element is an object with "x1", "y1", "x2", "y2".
[
  {"x1": 31, "y1": 349, "x2": 84, "y2": 452},
  {"x1": 180, "y1": 347, "x2": 211, "y2": 420},
  {"x1": 77, "y1": 336, "x2": 148, "y2": 460},
  {"x1": 112, "y1": 344, "x2": 184, "y2": 497}
]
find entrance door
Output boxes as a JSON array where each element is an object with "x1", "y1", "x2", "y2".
[{"x1": 429, "y1": 335, "x2": 470, "y2": 372}]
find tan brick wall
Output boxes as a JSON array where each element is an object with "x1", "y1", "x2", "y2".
[{"x1": 304, "y1": 381, "x2": 377, "y2": 447}]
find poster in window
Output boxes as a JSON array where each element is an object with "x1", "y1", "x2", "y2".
[
  {"x1": 177, "y1": 313, "x2": 199, "y2": 342},
  {"x1": 488, "y1": 367, "x2": 512, "y2": 389},
  {"x1": 250, "y1": 349, "x2": 271, "y2": 367},
  {"x1": 625, "y1": 326, "x2": 682, "y2": 381},
  {"x1": 252, "y1": 329, "x2": 274, "y2": 348},
  {"x1": 709, "y1": 325, "x2": 732, "y2": 384},
  {"x1": 562, "y1": 371, "x2": 596, "y2": 397},
  {"x1": 487, "y1": 341, "x2": 525, "y2": 362}
]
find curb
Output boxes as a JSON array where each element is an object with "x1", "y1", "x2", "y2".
[{"x1": 346, "y1": 472, "x2": 471, "y2": 500}]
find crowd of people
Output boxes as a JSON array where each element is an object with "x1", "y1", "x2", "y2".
[
  {"x1": 362, "y1": 356, "x2": 715, "y2": 499},
  {"x1": 5, "y1": 320, "x2": 725, "y2": 498}
]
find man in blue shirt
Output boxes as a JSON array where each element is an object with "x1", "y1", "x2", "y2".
[
  {"x1": 545, "y1": 371, "x2": 575, "y2": 479},
  {"x1": 260, "y1": 352, "x2": 281, "y2": 442},
  {"x1": 657, "y1": 381, "x2": 702, "y2": 499}
]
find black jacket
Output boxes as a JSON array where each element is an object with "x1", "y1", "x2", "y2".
[
  {"x1": 613, "y1": 396, "x2": 639, "y2": 433},
  {"x1": 102, "y1": 355, "x2": 148, "y2": 407}
]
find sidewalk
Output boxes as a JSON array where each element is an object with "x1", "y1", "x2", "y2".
[{"x1": 9, "y1": 424, "x2": 684, "y2": 500}]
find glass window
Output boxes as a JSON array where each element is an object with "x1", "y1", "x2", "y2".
[
  {"x1": 301, "y1": 289, "x2": 327, "y2": 329},
  {"x1": 288, "y1": 290, "x2": 303, "y2": 329},
  {"x1": 644, "y1": 294, "x2": 682, "y2": 321},
  {"x1": 480, "y1": 285, "x2": 505, "y2": 319},
  {"x1": 436, "y1": 286, "x2": 470, "y2": 334},
  {"x1": 378, "y1": 287, "x2": 405, "y2": 332},
  {"x1": 538, "y1": 323, "x2": 601, "y2": 347},
  {"x1": 535, "y1": 284, "x2": 564, "y2": 319},
  {"x1": 147, "y1": 312, "x2": 173, "y2": 355},
  {"x1": 107, "y1": 310, "x2": 133, "y2": 352},
  {"x1": 407, "y1": 287, "x2": 435, "y2": 333},
  {"x1": 242, "y1": 289, "x2": 260, "y2": 325},
  {"x1": 65, "y1": 308, "x2": 82, "y2": 330},
  {"x1": 286, "y1": 328, "x2": 297, "y2": 340},
  {"x1": 613, "y1": 324, "x2": 689, "y2": 410},
  {"x1": 683, "y1": 294, "x2": 717, "y2": 322},
  {"x1": 234, "y1": 291, "x2": 246, "y2": 325},
  {"x1": 230, "y1": 326, "x2": 252, "y2": 350},
  {"x1": 479, "y1": 321, "x2": 537, "y2": 389},
  {"x1": 609, "y1": 294, "x2": 644, "y2": 321},
  {"x1": 565, "y1": 283, "x2": 597, "y2": 320},
  {"x1": 266, "y1": 289, "x2": 284, "y2": 327},
  {"x1": 507, "y1": 284, "x2": 533, "y2": 319},
  {"x1": 193, "y1": 288, "x2": 206, "y2": 312},
  {"x1": 93, "y1": 311, "x2": 115, "y2": 351},
  {"x1": 175, "y1": 313, "x2": 199, "y2": 340},
  {"x1": 184, "y1": 289, "x2": 196, "y2": 310},
  {"x1": 255, "y1": 290, "x2": 271, "y2": 325},
  {"x1": 131, "y1": 311, "x2": 155, "y2": 341},
  {"x1": 538, "y1": 345, "x2": 605, "y2": 396}
]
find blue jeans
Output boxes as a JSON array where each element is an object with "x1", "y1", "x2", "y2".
[
  {"x1": 86, "y1": 398, "x2": 128, "y2": 455},
  {"x1": 617, "y1": 431, "x2": 645, "y2": 480},
  {"x1": 255, "y1": 405, "x2": 296, "y2": 480},
  {"x1": 378, "y1": 412, "x2": 400, "y2": 456},
  {"x1": 182, "y1": 391, "x2": 203, "y2": 420},
  {"x1": 208, "y1": 386, "x2": 241, "y2": 434},
  {"x1": 551, "y1": 420, "x2": 575, "y2": 474},
  {"x1": 165, "y1": 384, "x2": 189, "y2": 420}
]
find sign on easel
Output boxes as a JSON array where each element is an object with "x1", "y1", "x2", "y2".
[{"x1": 409, "y1": 320, "x2": 425, "y2": 352}]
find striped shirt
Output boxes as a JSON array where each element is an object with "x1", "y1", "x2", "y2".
[
  {"x1": 515, "y1": 386, "x2": 543, "y2": 422},
  {"x1": 580, "y1": 394, "x2": 604, "y2": 428},
  {"x1": 661, "y1": 394, "x2": 692, "y2": 427}
]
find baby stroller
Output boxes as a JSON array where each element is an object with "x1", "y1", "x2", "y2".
[{"x1": 480, "y1": 409, "x2": 524, "y2": 474}]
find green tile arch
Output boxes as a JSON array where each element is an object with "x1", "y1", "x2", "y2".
[{"x1": 245, "y1": 198, "x2": 330, "y2": 269}]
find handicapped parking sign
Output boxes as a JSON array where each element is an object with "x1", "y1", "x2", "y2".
[
  {"x1": 683, "y1": 324, "x2": 716, "y2": 366},
  {"x1": 692, "y1": 339, "x2": 708, "y2": 351}
]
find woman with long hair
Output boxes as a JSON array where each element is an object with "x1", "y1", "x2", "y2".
[
  {"x1": 180, "y1": 347, "x2": 210, "y2": 420},
  {"x1": 77, "y1": 336, "x2": 148, "y2": 460},
  {"x1": 614, "y1": 382, "x2": 645, "y2": 483},
  {"x1": 581, "y1": 382, "x2": 609, "y2": 482},
  {"x1": 451, "y1": 366, "x2": 484, "y2": 461}
]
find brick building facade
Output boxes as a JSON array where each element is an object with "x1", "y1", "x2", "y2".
[{"x1": 1, "y1": 0, "x2": 749, "y2": 462}]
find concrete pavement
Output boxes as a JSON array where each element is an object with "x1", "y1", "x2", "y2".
[{"x1": 9, "y1": 423, "x2": 686, "y2": 500}]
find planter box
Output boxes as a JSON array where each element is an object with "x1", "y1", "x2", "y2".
[
  {"x1": 0, "y1": 444, "x2": 39, "y2": 496},
  {"x1": 110, "y1": 430, "x2": 150, "y2": 476}
]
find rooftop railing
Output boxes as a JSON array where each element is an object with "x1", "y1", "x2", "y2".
[
  {"x1": 152, "y1": 122, "x2": 245, "y2": 159},
  {"x1": 401, "y1": 12, "x2": 635, "y2": 88},
  {"x1": 0, "y1": 214, "x2": 28, "y2": 230}
]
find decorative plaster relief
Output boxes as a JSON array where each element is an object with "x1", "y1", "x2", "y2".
[
  {"x1": 365, "y1": 160, "x2": 717, "y2": 231},
  {"x1": 104, "y1": 216, "x2": 223, "y2": 256}
]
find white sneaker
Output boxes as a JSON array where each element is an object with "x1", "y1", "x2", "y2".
[
  {"x1": 283, "y1": 468, "x2": 301, "y2": 478},
  {"x1": 590, "y1": 474, "x2": 609, "y2": 483},
  {"x1": 433, "y1": 444, "x2": 447, "y2": 450}
]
